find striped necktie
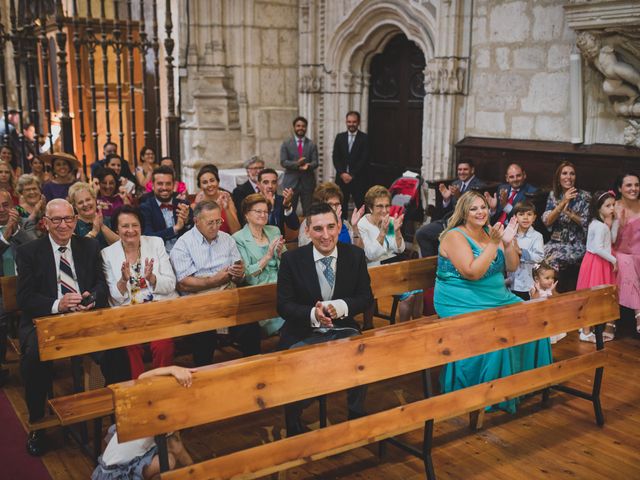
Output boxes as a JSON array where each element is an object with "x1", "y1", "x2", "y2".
[
  {"x1": 58, "y1": 246, "x2": 78, "y2": 295},
  {"x1": 320, "y1": 256, "x2": 335, "y2": 288}
]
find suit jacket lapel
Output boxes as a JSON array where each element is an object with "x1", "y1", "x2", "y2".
[
  {"x1": 42, "y1": 237, "x2": 58, "y2": 296},
  {"x1": 303, "y1": 245, "x2": 322, "y2": 301},
  {"x1": 332, "y1": 244, "x2": 350, "y2": 300},
  {"x1": 71, "y1": 236, "x2": 86, "y2": 292}
]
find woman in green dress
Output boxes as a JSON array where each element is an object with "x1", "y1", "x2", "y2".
[
  {"x1": 233, "y1": 193, "x2": 286, "y2": 336},
  {"x1": 435, "y1": 191, "x2": 552, "y2": 413}
]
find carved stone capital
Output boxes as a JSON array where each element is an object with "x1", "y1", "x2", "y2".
[
  {"x1": 300, "y1": 66, "x2": 324, "y2": 93},
  {"x1": 424, "y1": 57, "x2": 468, "y2": 95}
]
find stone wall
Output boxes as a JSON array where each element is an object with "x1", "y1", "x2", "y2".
[
  {"x1": 179, "y1": 0, "x2": 299, "y2": 188},
  {"x1": 465, "y1": 0, "x2": 577, "y2": 141}
]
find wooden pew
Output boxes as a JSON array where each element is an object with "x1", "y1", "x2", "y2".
[
  {"x1": 35, "y1": 256, "x2": 436, "y2": 450},
  {"x1": 0, "y1": 275, "x2": 18, "y2": 314},
  {"x1": 109, "y1": 286, "x2": 618, "y2": 480},
  {"x1": 36, "y1": 256, "x2": 437, "y2": 361}
]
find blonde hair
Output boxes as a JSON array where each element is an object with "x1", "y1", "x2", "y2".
[
  {"x1": 364, "y1": 185, "x2": 391, "y2": 211},
  {"x1": 0, "y1": 160, "x2": 16, "y2": 191},
  {"x1": 16, "y1": 173, "x2": 41, "y2": 195},
  {"x1": 68, "y1": 182, "x2": 96, "y2": 206},
  {"x1": 439, "y1": 190, "x2": 490, "y2": 241}
]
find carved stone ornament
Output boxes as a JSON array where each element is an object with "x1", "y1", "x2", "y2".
[
  {"x1": 424, "y1": 57, "x2": 468, "y2": 95},
  {"x1": 565, "y1": 1, "x2": 640, "y2": 145}
]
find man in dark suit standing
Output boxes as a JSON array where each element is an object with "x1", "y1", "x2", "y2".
[
  {"x1": 280, "y1": 116, "x2": 318, "y2": 216},
  {"x1": 488, "y1": 163, "x2": 537, "y2": 225},
  {"x1": 140, "y1": 165, "x2": 193, "y2": 252},
  {"x1": 332, "y1": 111, "x2": 370, "y2": 218},
  {"x1": 257, "y1": 168, "x2": 300, "y2": 235},
  {"x1": 232, "y1": 156, "x2": 264, "y2": 222},
  {"x1": 277, "y1": 202, "x2": 373, "y2": 435},
  {"x1": 16, "y1": 199, "x2": 127, "y2": 456}
]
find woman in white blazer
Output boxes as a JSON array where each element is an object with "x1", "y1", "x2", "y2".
[{"x1": 101, "y1": 205, "x2": 179, "y2": 378}]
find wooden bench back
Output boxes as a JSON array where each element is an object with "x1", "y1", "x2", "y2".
[
  {"x1": 36, "y1": 256, "x2": 437, "y2": 361},
  {"x1": 111, "y1": 286, "x2": 618, "y2": 443},
  {"x1": 0, "y1": 275, "x2": 18, "y2": 313}
]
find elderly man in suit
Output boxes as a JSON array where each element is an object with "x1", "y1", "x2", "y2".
[
  {"x1": 0, "y1": 189, "x2": 38, "y2": 386},
  {"x1": 139, "y1": 165, "x2": 193, "y2": 252},
  {"x1": 280, "y1": 116, "x2": 318, "y2": 216},
  {"x1": 232, "y1": 156, "x2": 265, "y2": 222},
  {"x1": 416, "y1": 160, "x2": 487, "y2": 257},
  {"x1": 16, "y1": 199, "x2": 128, "y2": 456},
  {"x1": 487, "y1": 163, "x2": 537, "y2": 225},
  {"x1": 332, "y1": 111, "x2": 370, "y2": 218},
  {"x1": 277, "y1": 202, "x2": 373, "y2": 435}
]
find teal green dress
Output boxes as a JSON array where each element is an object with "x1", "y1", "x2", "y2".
[
  {"x1": 435, "y1": 227, "x2": 552, "y2": 413},
  {"x1": 233, "y1": 224, "x2": 285, "y2": 336}
]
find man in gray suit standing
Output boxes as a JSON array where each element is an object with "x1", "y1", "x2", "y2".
[{"x1": 280, "y1": 116, "x2": 318, "y2": 216}]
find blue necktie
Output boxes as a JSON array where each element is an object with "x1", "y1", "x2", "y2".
[{"x1": 320, "y1": 256, "x2": 335, "y2": 288}]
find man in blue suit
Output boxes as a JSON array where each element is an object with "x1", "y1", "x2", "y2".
[
  {"x1": 488, "y1": 164, "x2": 537, "y2": 225},
  {"x1": 256, "y1": 168, "x2": 300, "y2": 235},
  {"x1": 139, "y1": 165, "x2": 193, "y2": 252}
]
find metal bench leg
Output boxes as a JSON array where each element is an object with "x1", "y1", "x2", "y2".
[
  {"x1": 389, "y1": 296, "x2": 400, "y2": 325},
  {"x1": 156, "y1": 434, "x2": 170, "y2": 472},
  {"x1": 592, "y1": 324, "x2": 605, "y2": 427},
  {"x1": 318, "y1": 395, "x2": 327, "y2": 428},
  {"x1": 93, "y1": 417, "x2": 103, "y2": 461},
  {"x1": 423, "y1": 419, "x2": 436, "y2": 480}
]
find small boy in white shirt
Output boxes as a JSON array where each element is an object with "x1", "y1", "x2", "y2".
[{"x1": 509, "y1": 201, "x2": 545, "y2": 301}]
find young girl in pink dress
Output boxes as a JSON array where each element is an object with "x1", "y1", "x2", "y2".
[
  {"x1": 613, "y1": 172, "x2": 640, "y2": 334},
  {"x1": 577, "y1": 190, "x2": 618, "y2": 342}
]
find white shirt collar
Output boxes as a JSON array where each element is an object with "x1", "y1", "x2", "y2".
[
  {"x1": 313, "y1": 246, "x2": 338, "y2": 263},
  {"x1": 49, "y1": 234, "x2": 71, "y2": 251}
]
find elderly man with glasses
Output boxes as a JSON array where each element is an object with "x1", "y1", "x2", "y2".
[
  {"x1": 170, "y1": 200, "x2": 261, "y2": 367},
  {"x1": 232, "y1": 156, "x2": 265, "y2": 221},
  {"x1": 15, "y1": 199, "x2": 129, "y2": 456}
]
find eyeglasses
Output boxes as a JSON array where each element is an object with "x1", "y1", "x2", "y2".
[
  {"x1": 327, "y1": 202, "x2": 341, "y2": 209},
  {"x1": 373, "y1": 204, "x2": 390, "y2": 210},
  {"x1": 249, "y1": 209, "x2": 269, "y2": 216},
  {"x1": 202, "y1": 219, "x2": 224, "y2": 227},
  {"x1": 45, "y1": 215, "x2": 77, "y2": 225}
]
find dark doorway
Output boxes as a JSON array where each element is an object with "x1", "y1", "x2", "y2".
[{"x1": 367, "y1": 33, "x2": 425, "y2": 187}]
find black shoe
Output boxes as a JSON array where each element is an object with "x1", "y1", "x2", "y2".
[
  {"x1": 0, "y1": 368, "x2": 9, "y2": 387},
  {"x1": 26, "y1": 430, "x2": 46, "y2": 456}
]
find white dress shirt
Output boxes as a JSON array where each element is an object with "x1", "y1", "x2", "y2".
[
  {"x1": 309, "y1": 246, "x2": 349, "y2": 328},
  {"x1": 48, "y1": 235, "x2": 78, "y2": 314}
]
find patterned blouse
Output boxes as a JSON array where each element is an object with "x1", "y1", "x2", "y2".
[{"x1": 542, "y1": 189, "x2": 591, "y2": 269}]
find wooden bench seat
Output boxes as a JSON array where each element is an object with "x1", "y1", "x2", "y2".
[
  {"x1": 48, "y1": 388, "x2": 114, "y2": 426},
  {"x1": 108, "y1": 286, "x2": 618, "y2": 479}
]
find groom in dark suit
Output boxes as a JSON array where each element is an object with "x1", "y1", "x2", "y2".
[
  {"x1": 16, "y1": 199, "x2": 127, "y2": 456},
  {"x1": 332, "y1": 111, "x2": 370, "y2": 217},
  {"x1": 277, "y1": 202, "x2": 373, "y2": 435}
]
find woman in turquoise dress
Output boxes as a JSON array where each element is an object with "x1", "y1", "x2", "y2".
[
  {"x1": 233, "y1": 193, "x2": 286, "y2": 336},
  {"x1": 435, "y1": 191, "x2": 552, "y2": 413}
]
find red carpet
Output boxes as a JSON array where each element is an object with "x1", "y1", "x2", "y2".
[{"x1": 0, "y1": 389, "x2": 51, "y2": 480}]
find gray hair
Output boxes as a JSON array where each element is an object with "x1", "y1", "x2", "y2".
[
  {"x1": 243, "y1": 156, "x2": 263, "y2": 169},
  {"x1": 193, "y1": 200, "x2": 220, "y2": 218},
  {"x1": 46, "y1": 198, "x2": 74, "y2": 216},
  {"x1": 16, "y1": 174, "x2": 41, "y2": 195}
]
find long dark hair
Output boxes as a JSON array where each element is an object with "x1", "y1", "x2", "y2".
[{"x1": 552, "y1": 161, "x2": 577, "y2": 199}]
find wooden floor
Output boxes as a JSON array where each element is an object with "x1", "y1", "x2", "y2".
[{"x1": 3, "y1": 315, "x2": 640, "y2": 479}]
